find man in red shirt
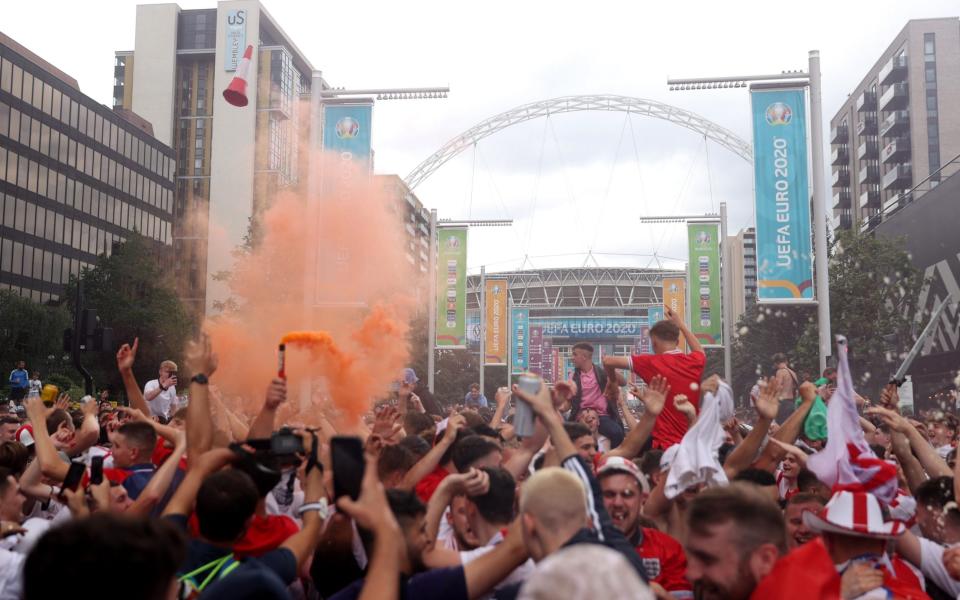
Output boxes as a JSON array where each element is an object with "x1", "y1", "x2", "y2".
[
  {"x1": 597, "y1": 456, "x2": 692, "y2": 598},
  {"x1": 603, "y1": 306, "x2": 705, "y2": 448}
]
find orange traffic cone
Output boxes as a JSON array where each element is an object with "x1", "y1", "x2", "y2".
[{"x1": 223, "y1": 44, "x2": 254, "y2": 107}]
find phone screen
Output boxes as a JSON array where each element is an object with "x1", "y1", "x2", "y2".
[
  {"x1": 90, "y1": 456, "x2": 104, "y2": 485},
  {"x1": 62, "y1": 461, "x2": 86, "y2": 492},
  {"x1": 331, "y1": 436, "x2": 364, "y2": 501}
]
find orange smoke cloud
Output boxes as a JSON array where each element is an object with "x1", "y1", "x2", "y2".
[{"x1": 202, "y1": 153, "x2": 417, "y2": 424}]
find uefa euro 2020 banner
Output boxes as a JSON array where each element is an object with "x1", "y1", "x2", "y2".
[
  {"x1": 750, "y1": 88, "x2": 815, "y2": 303},
  {"x1": 322, "y1": 102, "x2": 373, "y2": 167},
  {"x1": 484, "y1": 279, "x2": 508, "y2": 365},
  {"x1": 436, "y1": 228, "x2": 467, "y2": 348},
  {"x1": 687, "y1": 223, "x2": 722, "y2": 346}
]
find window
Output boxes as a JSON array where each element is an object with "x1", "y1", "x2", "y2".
[
  {"x1": 21, "y1": 72, "x2": 33, "y2": 105},
  {"x1": 924, "y1": 33, "x2": 935, "y2": 55},
  {"x1": 0, "y1": 102, "x2": 7, "y2": 137},
  {"x1": 11, "y1": 65, "x2": 22, "y2": 98},
  {"x1": 0, "y1": 59, "x2": 10, "y2": 93}
]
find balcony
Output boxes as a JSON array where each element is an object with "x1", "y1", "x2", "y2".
[
  {"x1": 882, "y1": 163, "x2": 912, "y2": 190},
  {"x1": 833, "y1": 190, "x2": 851, "y2": 209},
  {"x1": 858, "y1": 164, "x2": 880, "y2": 185},
  {"x1": 879, "y1": 83, "x2": 909, "y2": 111},
  {"x1": 881, "y1": 137, "x2": 910, "y2": 164},
  {"x1": 831, "y1": 145, "x2": 849, "y2": 166},
  {"x1": 857, "y1": 140, "x2": 878, "y2": 160},
  {"x1": 879, "y1": 54, "x2": 908, "y2": 86},
  {"x1": 880, "y1": 110, "x2": 910, "y2": 138},
  {"x1": 831, "y1": 124, "x2": 849, "y2": 144},
  {"x1": 833, "y1": 211, "x2": 853, "y2": 231},
  {"x1": 856, "y1": 90, "x2": 877, "y2": 113},
  {"x1": 832, "y1": 167, "x2": 850, "y2": 188},
  {"x1": 856, "y1": 116, "x2": 878, "y2": 136},
  {"x1": 859, "y1": 188, "x2": 880, "y2": 208}
]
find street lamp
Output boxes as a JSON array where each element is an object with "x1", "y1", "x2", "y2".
[
  {"x1": 427, "y1": 214, "x2": 514, "y2": 393},
  {"x1": 639, "y1": 205, "x2": 732, "y2": 382},
  {"x1": 320, "y1": 86, "x2": 450, "y2": 100},
  {"x1": 666, "y1": 53, "x2": 832, "y2": 372}
]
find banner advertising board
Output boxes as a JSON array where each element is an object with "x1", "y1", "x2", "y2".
[
  {"x1": 484, "y1": 279, "x2": 508, "y2": 365},
  {"x1": 511, "y1": 308, "x2": 529, "y2": 373},
  {"x1": 687, "y1": 223, "x2": 723, "y2": 346},
  {"x1": 436, "y1": 228, "x2": 467, "y2": 348}
]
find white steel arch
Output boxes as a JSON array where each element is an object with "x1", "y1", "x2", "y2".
[{"x1": 404, "y1": 94, "x2": 753, "y2": 189}]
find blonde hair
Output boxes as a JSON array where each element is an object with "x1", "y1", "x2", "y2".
[
  {"x1": 160, "y1": 361, "x2": 178, "y2": 372},
  {"x1": 518, "y1": 545, "x2": 653, "y2": 600},
  {"x1": 520, "y1": 467, "x2": 588, "y2": 531}
]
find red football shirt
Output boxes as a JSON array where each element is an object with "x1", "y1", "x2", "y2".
[
  {"x1": 415, "y1": 465, "x2": 450, "y2": 503},
  {"x1": 633, "y1": 528, "x2": 692, "y2": 597},
  {"x1": 631, "y1": 350, "x2": 706, "y2": 448}
]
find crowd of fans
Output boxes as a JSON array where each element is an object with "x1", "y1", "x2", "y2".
[{"x1": 0, "y1": 305, "x2": 958, "y2": 599}]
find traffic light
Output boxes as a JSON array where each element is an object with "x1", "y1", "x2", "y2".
[{"x1": 63, "y1": 309, "x2": 113, "y2": 353}]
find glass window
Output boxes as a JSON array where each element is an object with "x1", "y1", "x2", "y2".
[
  {"x1": 32, "y1": 245, "x2": 41, "y2": 278},
  {"x1": 67, "y1": 139, "x2": 77, "y2": 168},
  {"x1": 2, "y1": 195, "x2": 10, "y2": 226},
  {"x1": 42, "y1": 84, "x2": 52, "y2": 115},
  {"x1": 56, "y1": 173, "x2": 65, "y2": 203},
  {"x1": 0, "y1": 59, "x2": 10, "y2": 93},
  {"x1": 0, "y1": 148, "x2": 5, "y2": 184},
  {"x1": 22, "y1": 245, "x2": 33, "y2": 278},
  {"x1": 924, "y1": 34, "x2": 935, "y2": 55},
  {"x1": 64, "y1": 178, "x2": 74, "y2": 207},
  {"x1": 27, "y1": 160, "x2": 37, "y2": 193},
  {"x1": 37, "y1": 165, "x2": 47, "y2": 197},
  {"x1": 40, "y1": 123, "x2": 50, "y2": 156},
  {"x1": 80, "y1": 223, "x2": 89, "y2": 253},
  {"x1": 0, "y1": 239, "x2": 10, "y2": 273},
  {"x1": 11, "y1": 64, "x2": 22, "y2": 98},
  {"x1": 21, "y1": 72, "x2": 33, "y2": 105},
  {"x1": 11, "y1": 242, "x2": 22, "y2": 275},
  {"x1": 46, "y1": 168, "x2": 56, "y2": 200},
  {"x1": 926, "y1": 68, "x2": 936, "y2": 82},
  {"x1": 5, "y1": 149, "x2": 17, "y2": 184},
  {"x1": 16, "y1": 156, "x2": 28, "y2": 189},
  {"x1": 32, "y1": 78, "x2": 42, "y2": 110},
  {"x1": 70, "y1": 100, "x2": 78, "y2": 129},
  {"x1": 8, "y1": 107, "x2": 19, "y2": 141},
  {"x1": 24, "y1": 202, "x2": 36, "y2": 236},
  {"x1": 63, "y1": 217, "x2": 72, "y2": 247},
  {"x1": 927, "y1": 96, "x2": 937, "y2": 110},
  {"x1": 18, "y1": 112, "x2": 30, "y2": 146},
  {"x1": 0, "y1": 102, "x2": 7, "y2": 137},
  {"x1": 52, "y1": 88, "x2": 61, "y2": 120},
  {"x1": 55, "y1": 213, "x2": 63, "y2": 244},
  {"x1": 29, "y1": 117, "x2": 41, "y2": 151},
  {"x1": 52, "y1": 252, "x2": 61, "y2": 283}
]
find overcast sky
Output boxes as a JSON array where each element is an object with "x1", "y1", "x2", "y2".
[{"x1": 4, "y1": 1, "x2": 957, "y2": 275}]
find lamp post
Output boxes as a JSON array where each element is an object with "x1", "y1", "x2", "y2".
[
  {"x1": 667, "y1": 52, "x2": 832, "y2": 372},
  {"x1": 428, "y1": 218, "x2": 513, "y2": 394},
  {"x1": 638, "y1": 207, "x2": 731, "y2": 382}
]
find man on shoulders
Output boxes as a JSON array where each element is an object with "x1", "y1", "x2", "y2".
[
  {"x1": 143, "y1": 360, "x2": 179, "y2": 420},
  {"x1": 465, "y1": 384, "x2": 489, "y2": 410},
  {"x1": 569, "y1": 343, "x2": 625, "y2": 448},
  {"x1": 603, "y1": 306, "x2": 705, "y2": 448},
  {"x1": 772, "y1": 353, "x2": 798, "y2": 423}
]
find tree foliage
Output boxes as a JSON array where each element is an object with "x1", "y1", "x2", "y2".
[
  {"x1": 731, "y1": 229, "x2": 922, "y2": 401},
  {"x1": 64, "y1": 234, "x2": 192, "y2": 394},
  {"x1": 0, "y1": 291, "x2": 73, "y2": 396}
]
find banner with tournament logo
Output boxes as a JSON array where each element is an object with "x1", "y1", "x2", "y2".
[
  {"x1": 436, "y1": 228, "x2": 467, "y2": 348},
  {"x1": 662, "y1": 277, "x2": 686, "y2": 351},
  {"x1": 511, "y1": 308, "x2": 529, "y2": 373},
  {"x1": 687, "y1": 223, "x2": 722, "y2": 346},
  {"x1": 484, "y1": 279, "x2": 508, "y2": 365},
  {"x1": 750, "y1": 88, "x2": 814, "y2": 303},
  {"x1": 322, "y1": 101, "x2": 373, "y2": 168}
]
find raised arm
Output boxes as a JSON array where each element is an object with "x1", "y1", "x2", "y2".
[
  {"x1": 24, "y1": 396, "x2": 69, "y2": 481},
  {"x1": 607, "y1": 376, "x2": 669, "y2": 460},
  {"x1": 666, "y1": 304, "x2": 702, "y2": 354},
  {"x1": 601, "y1": 356, "x2": 632, "y2": 371},
  {"x1": 127, "y1": 430, "x2": 187, "y2": 516},
  {"x1": 116, "y1": 338, "x2": 151, "y2": 416},
  {"x1": 248, "y1": 378, "x2": 286, "y2": 440},
  {"x1": 399, "y1": 414, "x2": 464, "y2": 491},
  {"x1": 724, "y1": 378, "x2": 779, "y2": 477},
  {"x1": 866, "y1": 406, "x2": 951, "y2": 479},
  {"x1": 489, "y1": 387, "x2": 509, "y2": 426},
  {"x1": 463, "y1": 518, "x2": 529, "y2": 600},
  {"x1": 184, "y1": 334, "x2": 218, "y2": 467},
  {"x1": 69, "y1": 399, "x2": 101, "y2": 455},
  {"x1": 162, "y1": 447, "x2": 235, "y2": 517},
  {"x1": 423, "y1": 469, "x2": 490, "y2": 568},
  {"x1": 279, "y1": 444, "x2": 325, "y2": 571}
]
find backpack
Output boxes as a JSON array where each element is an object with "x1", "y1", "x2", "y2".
[{"x1": 178, "y1": 554, "x2": 240, "y2": 599}]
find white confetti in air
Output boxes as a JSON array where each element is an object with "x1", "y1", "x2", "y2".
[
  {"x1": 883, "y1": 276, "x2": 891, "y2": 285},
  {"x1": 739, "y1": 326, "x2": 749, "y2": 335},
  {"x1": 690, "y1": 383, "x2": 700, "y2": 392},
  {"x1": 756, "y1": 313, "x2": 765, "y2": 323}
]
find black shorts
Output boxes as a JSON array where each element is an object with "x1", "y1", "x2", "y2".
[{"x1": 9, "y1": 388, "x2": 26, "y2": 402}]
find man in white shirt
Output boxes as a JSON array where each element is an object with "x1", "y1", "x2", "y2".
[
  {"x1": 143, "y1": 360, "x2": 178, "y2": 419},
  {"x1": 894, "y1": 476, "x2": 960, "y2": 597}
]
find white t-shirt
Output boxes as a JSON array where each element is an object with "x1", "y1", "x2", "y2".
[
  {"x1": 143, "y1": 379, "x2": 177, "y2": 418},
  {"x1": 919, "y1": 537, "x2": 960, "y2": 596},
  {"x1": 0, "y1": 548, "x2": 23, "y2": 600},
  {"x1": 27, "y1": 380, "x2": 41, "y2": 397},
  {"x1": 460, "y1": 531, "x2": 535, "y2": 598}
]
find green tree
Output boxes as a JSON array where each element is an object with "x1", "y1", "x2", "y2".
[
  {"x1": 64, "y1": 234, "x2": 192, "y2": 395},
  {"x1": 731, "y1": 303, "x2": 816, "y2": 402},
  {"x1": 798, "y1": 229, "x2": 923, "y2": 397},
  {"x1": 408, "y1": 312, "x2": 484, "y2": 405},
  {"x1": 0, "y1": 291, "x2": 73, "y2": 397}
]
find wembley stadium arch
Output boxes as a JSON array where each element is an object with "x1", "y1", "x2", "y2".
[{"x1": 413, "y1": 95, "x2": 751, "y2": 380}]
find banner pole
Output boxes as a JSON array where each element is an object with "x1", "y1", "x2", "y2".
[
  {"x1": 480, "y1": 265, "x2": 486, "y2": 397},
  {"x1": 809, "y1": 50, "x2": 832, "y2": 371},
  {"x1": 428, "y1": 209, "x2": 437, "y2": 393},
  {"x1": 720, "y1": 202, "x2": 733, "y2": 382}
]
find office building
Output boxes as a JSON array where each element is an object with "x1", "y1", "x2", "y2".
[
  {"x1": 115, "y1": 2, "x2": 324, "y2": 317},
  {"x1": 830, "y1": 18, "x2": 960, "y2": 232},
  {"x1": 724, "y1": 227, "x2": 757, "y2": 322},
  {"x1": 377, "y1": 175, "x2": 430, "y2": 276},
  {"x1": 0, "y1": 32, "x2": 175, "y2": 303}
]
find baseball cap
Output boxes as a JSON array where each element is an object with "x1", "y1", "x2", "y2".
[
  {"x1": 597, "y1": 456, "x2": 650, "y2": 494},
  {"x1": 402, "y1": 368, "x2": 419, "y2": 385}
]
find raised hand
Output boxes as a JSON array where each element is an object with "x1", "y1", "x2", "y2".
[
  {"x1": 184, "y1": 333, "x2": 218, "y2": 378},
  {"x1": 639, "y1": 375, "x2": 670, "y2": 417},
  {"x1": 442, "y1": 413, "x2": 466, "y2": 444},
  {"x1": 54, "y1": 393, "x2": 71, "y2": 412},
  {"x1": 371, "y1": 406, "x2": 404, "y2": 444},
  {"x1": 116, "y1": 338, "x2": 139, "y2": 372},
  {"x1": 754, "y1": 377, "x2": 782, "y2": 421},
  {"x1": 494, "y1": 386, "x2": 511, "y2": 407},
  {"x1": 700, "y1": 374, "x2": 721, "y2": 396},
  {"x1": 116, "y1": 406, "x2": 149, "y2": 423},
  {"x1": 864, "y1": 406, "x2": 912, "y2": 434},
  {"x1": 879, "y1": 384, "x2": 900, "y2": 411},
  {"x1": 665, "y1": 305, "x2": 683, "y2": 326},
  {"x1": 442, "y1": 467, "x2": 491, "y2": 498},
  {"x1": 943, "y1": 546, "x2": 960, "y2": 580},
  {"x1": 674, "y1": 394, "x2": 696, "y2": 421},
  {"x1": 265, "y1": 378, "x2": 287, "y2": 411},
  {"x1": 840, "y1": 562, "x2": 884, "y2": 600}
]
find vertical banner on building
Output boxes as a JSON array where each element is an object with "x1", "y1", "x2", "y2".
[
  {"x1": 466, "y1": 311, "x2": 481, "y2": 352},
  {"x1": 322, "y1": 102, "x2": 374, "y2": 169},
  {"x1": 750, "y1": 88, "x2": 815, "y2": 303},
  {"x1": 648, "y1": 306, "x2": 664, "y2": 325},
  {"x1": 224, "y1": 10, "x2": 247, "y2": 71},
  {"x1": 638, "y1": 325, "x2": 651, "y2": 354},
  {"x1": 484, "y1": 279, "x2": 508, "y2": 365},
  {"x1": 540, "y1": 337, "x2": 554, "y2": 383},
  {"x1": 511, "y1": 308, "x2": 529, "y2": 373},
  {"x1": 687, "y1": 223, "x2": 723, "y2": 346},
  {"x1": 662, "y1": 277, "x2": 687, "y2": 351},
  {"x1": 436, "y1": 228, "x2": 467, "y2": 348},
  {"x1": 529, "y1": 327, "x2": 544, "y2": 375}
]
